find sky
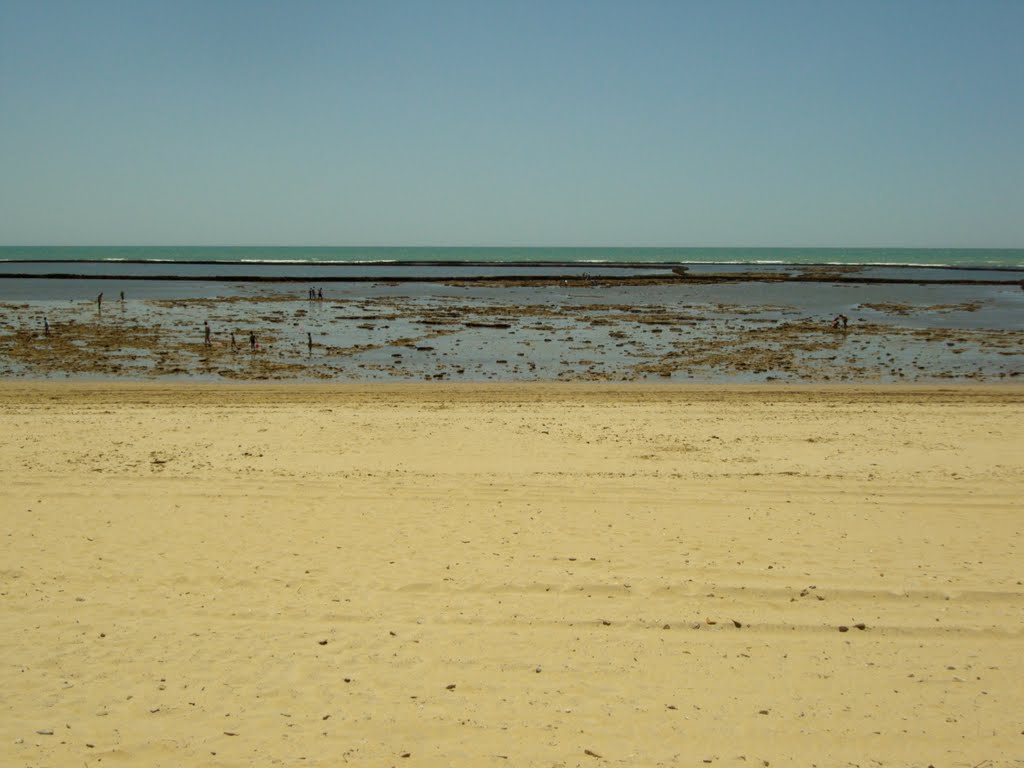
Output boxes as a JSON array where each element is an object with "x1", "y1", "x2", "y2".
[{"x1": 0, "y1": 0, "x2": 1022, "y2": 247}]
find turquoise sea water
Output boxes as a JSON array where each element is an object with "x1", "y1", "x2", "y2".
[{"x1": 1, "y1": 246, "x2": 1022, "y2": 269}]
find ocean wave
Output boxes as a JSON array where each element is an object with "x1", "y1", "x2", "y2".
[
  {"x1": 235, "y1": 259, "x2": 403, "y2": 264},
  {"x1": 0, "y1": 256, "x2": 1021, "y2": 270},
  {"x1": 675, "y1": 260, "x2": 787, "y2": 266},
  {"x1": 861, "y1": 262, "x2": 951, "y2": 268}
]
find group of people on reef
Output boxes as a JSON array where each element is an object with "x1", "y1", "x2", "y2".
[
  {"x1": 201, "y1": 322, "x2": 258, "y2": 351},
  {"x1": 52, "y1": 288, "x2": 301, "y2": 355},
  {"x1": 832, "y1": 314, "x2": 849, "y2": 330},
  {"x1": 308, "y1": 287, "x2": 324, "y2": 300},
  {"x1": 94, "y1": 291, "x2": 126, "y2": 310},
  {"x1": 37, "y1": 290, "x2": 285, "y2": 356}
]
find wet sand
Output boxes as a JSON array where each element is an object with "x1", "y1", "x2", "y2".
[{"x1": 1, "y1": 383, "x2": 1022, "y2": 767}]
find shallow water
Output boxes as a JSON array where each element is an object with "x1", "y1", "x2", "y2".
[{"x1": 1, "y1": 278, "x2": 1020, "y2": 383}]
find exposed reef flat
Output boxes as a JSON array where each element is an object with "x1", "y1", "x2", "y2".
[{"x1": 0, "y1": 276, "x2": 1020, "y2": 382}]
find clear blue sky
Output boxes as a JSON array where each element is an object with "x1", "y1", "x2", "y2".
[{"x1": 1, "y1": 0, "x2": 1021, "y2": 247}]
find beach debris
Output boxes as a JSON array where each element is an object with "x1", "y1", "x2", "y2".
[
  {"x1": 35, "y1": 729, "x2": 53, "y2": 736},
  {"x1": 535, "y1": 666, "x2": 542, "y2": 673},
  {"x1": 838, "y1": 625, "x2": 850, "y2": 632},
  {"x1": 584, "y1": 748, "x2": 602, "y2": 758},
  {"x1": 223, "y1": 731, "x2": 237, "y2": 736},
  {"x1": 854, "y1": 622, "x2": 867, "y2": 630},
  {"x1": 446, "y1": 684, "x2": 456, "y2": 690},
  {"x1": 401, "y1": 753, "x2": 411, "y2": 758},
  {"x1": 318, "y1": 639, "x2": 328, "y2": 645},
  {"x1": 732, "y1": 619, "x2": 742, "y2": 628}
]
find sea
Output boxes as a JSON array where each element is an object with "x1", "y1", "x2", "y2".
[
  {"x1": 2, "y1": 246, "x2": 1021, "y2": 289},
  {"x1": 1, "y1": 245, "x2": 1022, "y2": 269}
]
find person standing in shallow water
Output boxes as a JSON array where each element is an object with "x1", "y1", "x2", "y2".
[
  {"x1": 307, "y1": 332, "x2": 313, "y2": 353},
  {"x1": 249, "y1": 331, "x2": 256, "y2": 351},
  {"x1": 204, "y1": 321, "x2": 211, "y2": 347}
]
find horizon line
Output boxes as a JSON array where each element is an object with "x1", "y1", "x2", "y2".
[{"x1": 2, "y1": 244, "x2": 1022, "y2": 250}]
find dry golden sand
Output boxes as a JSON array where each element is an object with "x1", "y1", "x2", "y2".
[{"x1": 1, "y1": 383, "x2": 1022, "y2": 768}]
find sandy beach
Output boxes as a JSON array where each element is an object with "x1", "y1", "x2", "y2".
[{"x1": 1, "y1": 383, "x2": 1022, "y2": 767}]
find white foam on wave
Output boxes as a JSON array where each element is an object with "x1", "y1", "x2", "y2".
[
  {"x1": 677, "y1": 260, "x2": 786, "y2": 265},
  {"x1": 236, "y1": 259, "x2": 399, "y2": 265}
]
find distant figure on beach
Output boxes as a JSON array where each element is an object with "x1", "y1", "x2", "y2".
[
  {"x1": 840, "y1": 314, "x2": 848, "y2": 330},
  {"x1": 120, "y1": 291, "x2": 125, "y2": 303},
  {"x1": 832, "y1": 314, "x2": 849, "y2": 331},
  {"x1": 249, "y1": 331, "x2": 256, "y2": 351},
  {"x1": 97, "y1": 293, "x2": 103, "y2": 310},
  {"x1": 307, "y1": 332, "x2": 313, "y2": 352},
  {"x1": 204, "y1": 321, "x2": 211, "y2": 347},
  {"x1": 231, "y1": 332, "x2": 236, "y2": 349},
  {"x1": 43, "y1": 317, "x2": 49, "y2": 336},
  {"x1": 317, "y1": 288, "x2": 323, "y2": 301}
]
